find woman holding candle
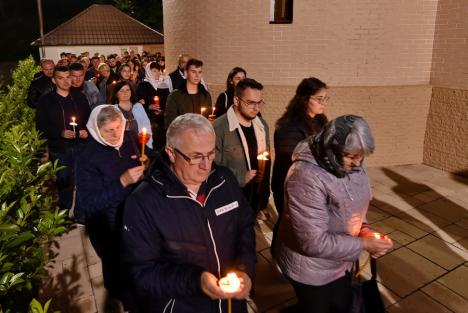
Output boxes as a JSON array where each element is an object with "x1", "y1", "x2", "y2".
[
  {"x1": 214, "y1": 67, "x2": 247, "y2": 118},
  {"x1": 110, "y1": 80, "x2": 153, "y2": 149},
  {"x1": 136, "y1": 61, "x2": 173, "y2": 149},
  {"x1": 274, "y1": 115, "x2": 393, "y2": 313},
  {"x1": 74, "y1": 105, "x2": 149, "y2": 312}
]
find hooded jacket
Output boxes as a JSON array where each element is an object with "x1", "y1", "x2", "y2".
[
  {"x1": 121, "y1": 154, "x2": 256, "y2": 313},
  {"x1": 274, "y1": 139, "x2": 371, "y2": 286}
]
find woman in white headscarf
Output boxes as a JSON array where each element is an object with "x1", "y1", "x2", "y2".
[
  {"x1": 74, "y1": 105, "x2": 149, "y2": 311},
  {"x1": 136, "y1": 61, "x2": 173, "y2": 150}
]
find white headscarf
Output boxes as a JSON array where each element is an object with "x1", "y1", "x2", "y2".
[
  {"x1": 144, "y1": 62, "x2": 173, "y2": 92},
  {"x1": 87, "y1": 104, "x2": 126, "y2": 150}
]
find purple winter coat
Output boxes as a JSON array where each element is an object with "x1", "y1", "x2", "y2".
[{"x1": 274, "y1": 139, "x2": 372, "y2": 286}]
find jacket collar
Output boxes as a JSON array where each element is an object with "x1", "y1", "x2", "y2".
[{"x1": 226, "y1": 106, "x2": 264, "y2": 132}]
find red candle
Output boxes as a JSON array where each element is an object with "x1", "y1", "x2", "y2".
[{"x1": 138, "y1": 128, "x2": 151, "y2": 165}]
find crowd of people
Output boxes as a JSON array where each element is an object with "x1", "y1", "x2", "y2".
[{"x1": 28, "y1": 50, "x2": 393, "y2": 313}]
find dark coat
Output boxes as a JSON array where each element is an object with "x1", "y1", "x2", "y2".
[
  {"x1": 271, "y1": 120, "x2": 310, "y2": 214},
  {"x1": 74, "y1": 134, "x2": 141, "y2": 306},
  {"x1": 27, "y1": 75, "x2": 55, "y2": 108},
  {"x1": 35, "y1": 90, "x2": 91, "y2": 153},
  {"x1": 122, "y1": 154, "x2": 256, "y2": 313},
  {"x1": 164, "y1": 84, "x2": 212, "y2": 128},
  {"x1": 169, "y1": 68, "x2": 185, "y2": 91},
  {"x1": 214, "y1": 89, "x2": 234, "y2": 118}
]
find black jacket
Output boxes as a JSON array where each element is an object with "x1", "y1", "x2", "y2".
[
  {"x1": 271, "y1": 120, "x2": 310, "y2": 214},
  {"x1": 169, "y1": 68, "x2": 185, "y2": 91},
  {"x1": 35, "y1": 90, "x2": 91, "y2": 153},
  {"x1": 122, "y1": 154, "x2": 256, "y2": 312},
  {"x1": 27, "y1": 75, "x2": 55, "y2": 108}
]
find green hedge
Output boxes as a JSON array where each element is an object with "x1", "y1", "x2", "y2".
[{"x1": 0, "y1": 57, "x2": 67, "y2": 312}]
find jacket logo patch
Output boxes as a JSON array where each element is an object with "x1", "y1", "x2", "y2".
[{"x1": 215, "y1": 201, "x2": 239, "y2": 216}]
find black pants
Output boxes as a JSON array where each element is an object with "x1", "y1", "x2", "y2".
[{"x1": 290, "y1": 274, "x2": 352, "y2": 313}]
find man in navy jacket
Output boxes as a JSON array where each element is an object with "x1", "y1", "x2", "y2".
[{"x1": 122, "y1": 113, "x2": 256, "y2": 312}]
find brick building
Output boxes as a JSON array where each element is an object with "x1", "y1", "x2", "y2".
[{"x1": 162, "y1": 0, "x2": 468, "y2": 173}]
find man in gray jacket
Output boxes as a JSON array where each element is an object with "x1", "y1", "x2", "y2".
[{"x1": 213, "y1": 78, "x2": 271, "y2": 214}]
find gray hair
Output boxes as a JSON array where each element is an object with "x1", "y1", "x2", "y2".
[
  {"x1": 343, "y1": 117, "x2": 375, "y2": 156},
  {"x1": 166, "y1": 113, "x2": 214, "y2": 149},
  {"x1": 97, "y1": 106, "x2": 122, "y2": 129}
]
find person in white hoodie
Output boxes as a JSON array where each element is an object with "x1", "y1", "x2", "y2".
[{"x1": 74, "y1": 105, "x2": 149, "y2": 311}]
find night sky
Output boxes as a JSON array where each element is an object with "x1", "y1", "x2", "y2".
[{"x1": 0, "y1": 0, "x2": 162, "y2": 62}]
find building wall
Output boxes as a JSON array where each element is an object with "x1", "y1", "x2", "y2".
[
  {"x1": 164, "y1": 0, "x2": 438, "y2": 166},
  {"x1": 423, "y1": 0, "x2": 468, "y2": 175},
  {"x1": 163, "y1": 0, "x2": 438, "y2": 86},
  {"x1": 209, "y1": 84, "x2": 432, "y2": 167}
]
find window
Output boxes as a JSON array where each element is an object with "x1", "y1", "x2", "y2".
[{"x1": 270, "y1": 0, "x2": 293, "y2": 24}]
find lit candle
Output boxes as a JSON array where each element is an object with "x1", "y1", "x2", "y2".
[
  {"x1": 211, "y1": 106, "x2": 216, "y2": 115},
  {"x1": 219, "y1": 272, "x2": 241, "y2": 293},
  {"x1": 153, "y1": 96, "x2": 160, "y2": 106},
  {"x1": 138, "y1": 128, "x2": 151, "y2": 166},
  {"x1": 69, "y1": 116, "x2": 78, "y2": 136},
  {"x1": 219, "y1": 272, "x2": 241, "y2": 313},
  {"x1": 201, "y1": 107, "x2": 206, "y2": 115},
  {"x1": 112, "y1": 80, "x2": 116, "y2": 84}
]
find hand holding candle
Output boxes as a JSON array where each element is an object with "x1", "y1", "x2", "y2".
[
  {"x1": 208, "y1": 106, "x2": 216, "y2": 121},
  {"x1": 69, "y1": 116, "x2": 78, "y2": 138},
  {"x1": 256, "y1": 151, "x2": 269, "y2": 183},
  {"x1": 219, "y1": 273, "x2": 241, "y2": 294},
  {"x1": 361, "y1": 230, "x2": 393, "y2": 258}
]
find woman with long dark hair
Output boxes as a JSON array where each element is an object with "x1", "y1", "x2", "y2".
[
  {"x1": 272, "y1": 77, "x2": 329, "y2": 216},
  {"x1": 214, "y1": 67, "x2": 247, "y2": 118}
]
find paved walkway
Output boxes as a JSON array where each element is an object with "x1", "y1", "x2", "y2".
[{"x1": 40, "y1": 164, "x2": 468, "y2": 312}]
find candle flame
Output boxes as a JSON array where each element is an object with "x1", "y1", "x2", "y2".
[
  {"x1": 201, "y1": 107, "x2": 206, "y2": 114},
  {"x1": 154, "y1": 96, "x2": 159, "y2": 101},
  {"x1": 112, "y1": 80, "x2": 116, "y2": 84},
  {"x1": 374, "y1": 232, "x2": 381, "y2": 239},
  {"x1": 72, "y1": 116, "x2": 76, "y2": 122},
  {"x1": 142, "y1": 127, "x2": 147, "y2": 135},
  {"x1": 219, "y1": 272, "x2": 241, "y2": 293},
  {"x1": 257, "y1": 151, "x2": 269, "y2": 161}
]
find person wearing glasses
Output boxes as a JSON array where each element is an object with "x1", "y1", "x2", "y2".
[
  {"x1": 271, "y1": 77, "x2": 329, "y2": 250},
  {"x1": 212, "y1": 78, "x2": 271, "y2": 216},
  {"x1": 121, "y1": 113, "x2": 256, "y2": 312},
  {"x1": 273, "y1": 115, "x2": 393, "y2": 313}
]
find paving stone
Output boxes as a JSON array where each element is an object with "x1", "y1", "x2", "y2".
[
  {"x1": 407, "y1": 234, "x2": 468, "y2": 270},
  {"x1": 438, "y1": 265, "x2": 468, "y2": 299},
  {"x1": 376, "y1": 247, "x2": 446, "y2": 297},
  {"x1": 433, "y1": 224, "x2": 468, "y2": 244},
  {"x1": 367, "y1": 206, "x2": 390, "y2": 223},
  {"x1": 252, "y1": 254, "x2": 295, "y2": 312},
  {"x1": 395, "y1": 208, "x2": 452, "y2": 233},
  {"x1": 387, "y1": 291, "x2": 452, "y2": 313},
  {"x1": 388, "y1": 230, "x2": 417, "y2": 246},
  {"x1": 371, "y1": 217, "x2": 427, "y2": 239},
  {"x1": 418, "y1": 197, "x2": 468, "y2": 223},
  {"x1": 422, "y1": 281, "x2": 468, "y2": 313},
  {"x1": 453, "y1": 237, "x2": 468, "y2": 252},
  {"x1": 413, "y1": 190, "x2": 443, "y2": 204}
]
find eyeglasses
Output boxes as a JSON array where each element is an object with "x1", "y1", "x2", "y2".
[
  {"x1": 310, "y1": 96, "x2": 330, "y2": 104},
  {"x1": 173, "y1": 147, "x2": 216, "y2": 165},
  {"x1": 237, "y1": 97, "x2": 265, "y2": 108}
]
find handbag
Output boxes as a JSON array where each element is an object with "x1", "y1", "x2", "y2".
[{"x1": 349, "y1": 256, "x2": 385, "y2": 313}]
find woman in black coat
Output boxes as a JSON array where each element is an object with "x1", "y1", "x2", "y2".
[
  {"x1": 214, "y1": 67, "x2": 246, "y2": 118},
  {"x1": 74, "y1": 105, "x2": 149, "y2": 311},
  {"x1": 272, "y1": 77, "x2": 329, "y2": 216}
]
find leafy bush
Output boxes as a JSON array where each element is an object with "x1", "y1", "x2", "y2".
[{"x1": 0, "y1": 57, "x2": 68, "y2": 312}]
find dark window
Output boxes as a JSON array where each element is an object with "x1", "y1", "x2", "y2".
[{"x1": 270, "y1": 0, "x2": 293, "y2": 24}]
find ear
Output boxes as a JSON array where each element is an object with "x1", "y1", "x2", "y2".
[
  {"x1": 52, "y1": 77, "x2": 56, "y2": 84},
  {"x1": 233, "y1": 96, "x2": 240, "y2": 108},
  {"x1": 165, "y1": 146, "x2": 175, "y2": 162}
]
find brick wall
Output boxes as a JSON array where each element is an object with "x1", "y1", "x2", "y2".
[
  {"x1": 163, "y1": 0, "x2": 438, "y2": 86},
  {"x1": 209, "y1": 83, "x2": 432, "y2": 166},
  {"x1": 423, "y1": 0, "x2": 468, "y2": 174}
]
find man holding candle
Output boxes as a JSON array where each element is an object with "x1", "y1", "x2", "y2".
[
  {"x1": 122, "y1": 113, "x2": 256, "y2": 312},
  {"x1": 164, "y1": 58, "x2": 212, "y2": 128},
  {"x1": 36, "y1": 66, "x2": 91, "y2": 210},
  {"x1": 212, "y1": 78, "x2": 271, "y2": 216}
]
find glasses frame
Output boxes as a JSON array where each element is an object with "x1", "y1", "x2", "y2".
[
  {"x1": 310, "y1": 96, "x2": 330, "y2": 104},
  {"x1": 237, "y1": 97, "x2": 265, "y2": 108},
  {"x1": 173, "y1": 147, "x2": 215, "y2": 165}
]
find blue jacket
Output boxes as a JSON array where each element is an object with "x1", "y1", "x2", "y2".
[{"x1": 122, "y1": 153, "x2": 256, "y2": 313}]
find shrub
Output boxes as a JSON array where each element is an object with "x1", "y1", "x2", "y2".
[{"x1": 0, "y1": 57, "x2": 67, "y2": 312}]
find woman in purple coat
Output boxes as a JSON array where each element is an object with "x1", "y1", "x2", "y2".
[{"x1": 274, "y1": 115, "x2": 393, "y2": 313}]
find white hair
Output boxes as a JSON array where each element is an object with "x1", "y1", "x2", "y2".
[
  {"x1": 343, "y1": 118, "x2": 375, "y2": 156},
  {"x1": 166, "y1": 113, "x2": 214, "y2": 149}
]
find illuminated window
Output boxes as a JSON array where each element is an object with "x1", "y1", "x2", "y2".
[{"x1": 270, "y1": 0, "x2": 293, "y2": 24}]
